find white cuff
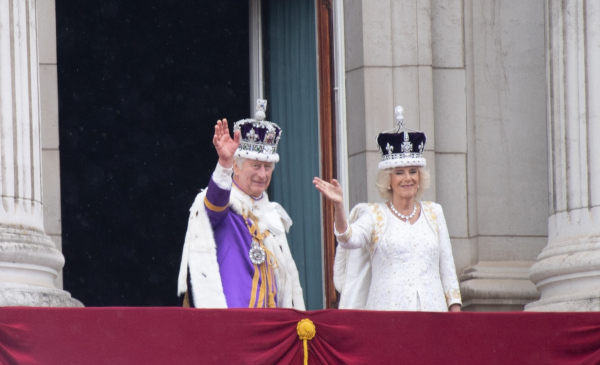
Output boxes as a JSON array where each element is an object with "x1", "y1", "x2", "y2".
[
  {"x1": 212, "y1": 162, "x2": 233, "y2": 190},
  {"x1": 334, "y1": 221, "x2": 352, "y2": 241}
]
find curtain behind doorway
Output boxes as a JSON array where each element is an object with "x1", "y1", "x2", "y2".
[{"x1": 264, "y1": 0, "x2": 323, "y2": 310}]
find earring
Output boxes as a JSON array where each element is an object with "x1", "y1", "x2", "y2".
[{"x1": 387, "y1": 186, "x2": 391, "y2": 190}]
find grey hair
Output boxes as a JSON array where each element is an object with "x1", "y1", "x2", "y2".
[
  {"x1": 375, "y1": 166, "x2": 430, "y2": 201},
  {"x1": 233, "y1": 155, "x2": 246, "y2": 170},
  {"x1": 233, "y1": 155, "x2": 276, "y2": 171}
]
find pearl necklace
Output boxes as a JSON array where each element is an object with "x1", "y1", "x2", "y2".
[{"x1": 389, "y1": 201, "x2": 417, "y2": 221}]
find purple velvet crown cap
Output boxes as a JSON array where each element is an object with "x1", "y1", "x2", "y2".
[
  {"x1": 376, "y1": 106, "x2": 427, "y2": 170},
  {"x1": 233, "y1": 99, "x2": 282, "y2": 163}
]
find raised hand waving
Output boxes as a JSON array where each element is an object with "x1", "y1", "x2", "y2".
[{"x1": 212, "y1": 119, "x2": 240, "y2": 168}]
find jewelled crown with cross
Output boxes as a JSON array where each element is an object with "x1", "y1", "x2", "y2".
[
  {"x1": 234, "y1": 99, "x2": 282, "y2": 163},
  {"x1": 376, "y1": 106, "x2": 427, "y2": 170}
]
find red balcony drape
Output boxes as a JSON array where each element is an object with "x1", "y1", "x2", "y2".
[{"x1": 1, "y1": 307, "x2": 600, "y2": 365}]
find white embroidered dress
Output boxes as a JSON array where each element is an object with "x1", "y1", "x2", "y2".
[{"x1": 335, "y1": 202, "x2": 461, "y2": 311}]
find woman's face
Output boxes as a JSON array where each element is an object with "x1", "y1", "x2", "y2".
[{"x1": 390, "y1": 166, "x2": 420, "y2": 200}]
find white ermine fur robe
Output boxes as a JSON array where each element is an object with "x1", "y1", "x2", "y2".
[{"x1": 178, "y1": 186, "x2": 305, "y2": 310}]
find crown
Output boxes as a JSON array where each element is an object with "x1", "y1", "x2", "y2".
[
  {"x1": 376, "y1": 106, "x2": 427, "y2": 170},
  {"x1": 233, "y1": 99, "x2": 282, "y2": 163}
]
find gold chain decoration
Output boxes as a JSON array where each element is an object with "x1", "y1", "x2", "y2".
[
  {"x1": 242, "y1": 211, "x2": 277, "y2": 268},
  {"x1": 243, "y1": 210, "x2": 278, "y2": 307},
  {"x1": 297, "y1": 318, "x2": 316, "y2": 365},
  {"x1": 243, "y1": 211, "x2": 270, "y2": 241}
]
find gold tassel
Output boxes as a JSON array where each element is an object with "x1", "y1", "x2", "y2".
[{"x1": 297, "y1": 319, "x2": 316, "y2": 365}]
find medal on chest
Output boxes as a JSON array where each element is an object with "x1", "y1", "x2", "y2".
[
  {"x1": 249, "y1": 240, "x2": 266, "y2": 265},
  {"x1": 243, "y1": 211, "x2": 270, "y2": 265}
]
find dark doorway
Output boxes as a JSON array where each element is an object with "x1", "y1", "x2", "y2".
[{"x1": 56, "y1": 1, "x2": 249, "y2": 306}]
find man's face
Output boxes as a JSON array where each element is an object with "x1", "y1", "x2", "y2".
[{"x1": 233, "y1": 159, "x2": 274, "y2": 197}]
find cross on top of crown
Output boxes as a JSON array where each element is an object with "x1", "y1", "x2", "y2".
[
  {"x1": 395, "y1": 106, "x2": 405, "y2": 130},
  {"x1": 255, "y1": 99, "x2": 267, "y2": 121}
]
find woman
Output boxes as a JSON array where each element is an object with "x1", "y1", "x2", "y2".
[{"x1": 314, "y1": 106, "x2": 461, "y2": 312}]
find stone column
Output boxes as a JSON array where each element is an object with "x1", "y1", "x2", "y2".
[
  {"x1": 443, "y1": 0, "x2": 546, "y2": 311},
  {"x1": 344, "y1": 0, "x2": 436, "y2": 207},
  {"x1": 0, "y1": 0, "x2": 81, "y2": 306},
  {"x1": 526, "y1": 0, "x2": 600, "y2": 311}
]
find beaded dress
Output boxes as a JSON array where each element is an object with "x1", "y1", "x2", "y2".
[{"x1": 335, "y1": 202, "x2": 461, "y2": 311}]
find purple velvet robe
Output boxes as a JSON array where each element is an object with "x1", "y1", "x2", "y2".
[{"x1": 204, "y1": 177, "x2": 277, "y2": 308}]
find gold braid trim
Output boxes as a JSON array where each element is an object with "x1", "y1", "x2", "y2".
[
  {"x1": 243, "y1": 210, "x2": 278, "y2": 308},
  {"x1": 204, "y1": 196, "x2": 229, "y2": 212}
]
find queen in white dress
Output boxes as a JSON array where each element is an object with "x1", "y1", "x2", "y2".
[{"x1": 313, "y1": 106, "x2": 461, "y2": 312}]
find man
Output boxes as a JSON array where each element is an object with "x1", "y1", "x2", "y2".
[{"x1": 178, "y1": 100, "x2": 305, "y2": 309}]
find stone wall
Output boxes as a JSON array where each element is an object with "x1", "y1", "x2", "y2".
[{"x1": 343, "y1": 0, "x2": 548, "y2": 310}]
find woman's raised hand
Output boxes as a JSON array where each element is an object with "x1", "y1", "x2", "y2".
[
  {"x1": 313, "y1": 177, "x2": 344, "y2": 205},
  {"x1": 213, "y1": 119, "x2": 240, "y2": 168},
  {"x1": 313, "y1": 177, "x2": 348, "y2": 233}
]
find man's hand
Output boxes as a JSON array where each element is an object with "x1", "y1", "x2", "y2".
[{"x1": 213, "y1": 119, "x2": 240, "y2": 168}]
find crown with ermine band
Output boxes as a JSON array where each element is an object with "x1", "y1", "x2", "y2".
[
  {"x1": 233, "y1": 99, "x2": 282, "y2": 163},
  {"x1": 376, "y1": 106, "x2": 427, "y2": 170}
]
